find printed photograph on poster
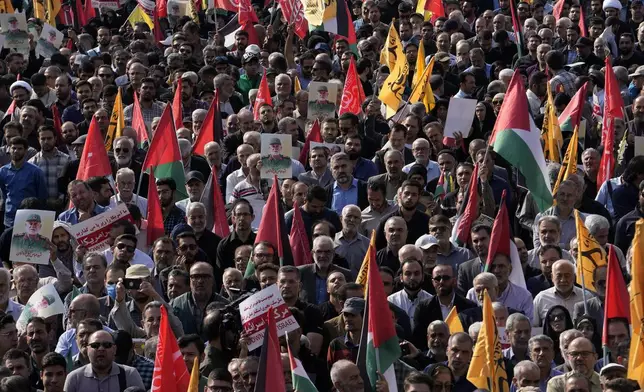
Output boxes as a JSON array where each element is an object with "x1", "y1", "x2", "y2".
[
  {"x1": 310, "y1": 141, "x2": 344, "y2": 156},
  {"x1": 16, "y1": 284, "x2": 64, "y2": 333},
  {"x1": 307, "y1": 81, "x2": 338, "y2": 121},
  {"x1": 167, "y1": 0, "x2": 189, "y2": 16},
  {"x1": 260, "y1": 134, "x2": 292, "y2": 179},
  {"x1": 91, "y1": 0, "x2": 122, "y2": 9},
  {"x1": 10, "y1": 210, "x2": 55, "y2": 265},
  {"x1": 0, "y1": 12, "x2": 29, "y2": 50},
  {"x1": 36, "y1": 23, "x2": 63, "y2": 59}
]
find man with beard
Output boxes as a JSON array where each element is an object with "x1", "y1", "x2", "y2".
[
  {"x1": 61, "y1": 80, "x2": 93, "y2": 124},
  {"x1": 427, "y1": 332, "x2": 476, "y2": 391},
  {"x1": 0, "y1": 123, "x2": 37, "y2": 166},
  {"x1": 0, "y1": 136, "x2": 48, "y2": 227},
  {"x1": 361, "y1": 182, "x2": 397, "y2": 235},
  {"x1": 327, "y1": 297, "x2": 365, "y2": 367},
  {"x1": 177, "y1": 73, "x2": 209, "y2": 117},
  {"x1": 62, "y1": 253, "x2": 107, "y2": 328},
  {"x1": 299, "y1": 146, "x2": 333, "y2": 188},
  {"x1": 121, "y1": 63, "x2": 148, "y2": 106},
  {"x1": 109, "y1": 168, "x2": 147, "y2": 216},
  {"x1": 456, "y1": 225, "x2": 491, "y2": 295},
  {"x1": 298, "y1": 236, "x2": 352, "y2": 305},
  {"x1": 344, "y1": 134, "x2": 378, "y2": 182},
  {"x1": 59, "y1": 180, "x2": 109, "y2": 224},
  {"x1": 156, "y1": 178, "x2": 186, "y2": 236},
  {"x1": 546, "y1": 337, "x2": 601, "y2": 392},
  {"x1": 64, "y1": 330, "x2": 145, "y2": 392},
  {"x1": 41, "y1": 352, "x2": 68, "y2": 392},
  {"x1": 123, "y1": 78, "x2": 165, "y2": 132},
  {"x1": 258, "y1": 103, "x2": 278, "y2": 133},
  {"x1": 376, "y1": 216, "x2": 408, "y2": 273},
  {"x1": 388, "y1": 257, "x2": 433, "y2": 328},
  {"x1": 334, "y1": 205, "x2": 370, "y2": 276},
  {"x1": 87, "y1": 26, "x2": 110, "y2": 57},
  {"x1": 374, "y1": 181, "x2": 430, "y2": 250},
  {"x1": 52, "y1": 75, "x2": 76, "y2": 115},
  {"x1": 237, "y1": 54, "x2": 261, "y2": 104},
  {"x1": 111, "y1": 136, "x2": 144, "y2": 187},
  {"x1": 285, "y1": 185, "x2": 341, "y2": 245},
  {"x1": 60, "y1": 122, "x2": 79, "y2": 159},
  {"x1": 185, "y1": 203, "x2": 220, "y2": 267},
  {"x1": 176, "y1": 171, "x2": 205, "y2": 212},
  {"x1": 504, "y1": 313, "x2": 533, "y2": 366},
  {"x1": 41, "y1": 221, "x2": 77, "y2": 282},
  {"x1": 73, "y1": 97, "x2": 98, "y2": 137},
  {"x1": 8, "y1": 81, "x2": 32, "y2": 122},
  {"x1": 613, "y1": 33, "x2": 644, "y2": 69},
  {"x1": 325, "y1": 153, "x2": 368, "y2": 214},
  {"x1": 216, "y1": 200, "x2": 257, "y2": 271},
  {"x1": 371, "y1": 150, "x2": 409, "y2": 200},
  {"x1": 171, "y1": 262, "x2": 228, "y2": 337},
  {"x1": 19, "y1": 105, "x2": 41, "y2": 150},
  {"x1": 26, "y1": 317, "x2": 50, "y2": 388}
]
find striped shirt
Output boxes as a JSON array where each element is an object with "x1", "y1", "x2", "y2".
[
  {"x1": 28, "y1": 148, "x2": 71, "y2": 199},
  {"x1": 231, "y1": 179, "x2": 269, "y2": 229}
]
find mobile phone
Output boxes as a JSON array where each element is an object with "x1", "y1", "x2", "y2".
[
  {"x1": 400, "y1": 341, "x2": 410, "y2": 356},
  {"x1": 123, "y1": 278, "x2": 142, "y2": 290}
]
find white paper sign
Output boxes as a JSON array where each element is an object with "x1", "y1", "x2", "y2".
[
  {"x1": 69, "y1": 204, "x2": 134, "y2": 252},
  {"x1": 444, "y1": 97, "x2": 477, "y2": 138},
  {"x1": 239, "y1": 285, "x2": 300, "y2": 351},
  {"x1": 16, "y1": 284, "x2": 64, "y2": 332},
  {"x1": 635, "y1": 136, "x2": 644, "y2": 157}
]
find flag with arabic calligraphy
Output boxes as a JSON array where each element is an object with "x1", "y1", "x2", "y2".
[
  {"x1": 151, "y1": 306, "x2": 190, "y2": 392},
  {"x1": 338, "y1": 57, "x2": 364, "y2": 115},
  {"x1": 278, "y1": 0, "x2": 308, "y2": 39},
  {"x1": 378, "y1": 24, "x2": 409, "y2": 119},
  {"x1": 238, "y1": 0, "x2": 258, "y2": 24}
]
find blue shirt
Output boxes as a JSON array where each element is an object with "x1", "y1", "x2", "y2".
[
  {"x1": 58, "y1": 203, "x2": 110, "y2": 225},
  {"x1": 61, "y1": 103, "x2": 84, "y2": 124},
  {"x1": 353, "y1": 157, "x2": 379, "y2": 182},
  {"x1": 315, "y1": 274, "x2": 327, "y2": 304},
  {"x1": 332, "y1": 179, "x2": 358, "y2": 214},
  {"x1": 0, "y1": 161, "x2": 48, "y2": 227}
]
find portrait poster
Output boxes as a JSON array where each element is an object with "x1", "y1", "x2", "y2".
[
  {"x1": 10, "y1": 209, "x2": 55, "y2": 265},
  {"x1": 0, "y1": 12, "x2": 29, "y2": 50},
  {"x1": 16, "y1": 284, "x2": 64, "y2": 333},
  {"x1": 307, "y1": 81, "x2": 338, "y2": 121},
  {"x1": 310, "y1": 141, "x2": 344, "y2": 156},
  {"x1": 260, "y1": 133, "x2": 292, "y2": 179},
  {"x1": 167, "y1": 0, "x2": 189, "y2": 17},
  {"x1": 36, "y1": 23, "x2": 63, "y2": 59}
]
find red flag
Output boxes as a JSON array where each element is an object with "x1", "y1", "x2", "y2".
[
  {"x1": 76, "y1": 117, "x2": 112, "y2": 182},
  {"x1": 153, "y1": 8, "x2": 165, "y2": 44},
  {"x1": 298, "y1": 119, "x2": 322, "y2": 166},
  {"x1": 553, "y1": 0, "x2": 564, "y2": 20},
  {"x1": 146, "y1": 170, "x2": 165, "y2": 246},
  {"x1": 598, "y1": 59, "x2": 623, "y2": 191},
  {"x1": 214, "y1": 0, "x2": 238, "y2": 12},
  {"x1": 172, "y1": 77, "x2": 183, "y2": 131},
  {"x1": 486, "y1": 190, "x2": 511, "y2": 270},
  {"x1": 339, "y1": 57, "x2": 365, "y2": 116},
  {"x1": 151, "y1": 306, "x2": 190, "y2": 392},
  {"x1": 253, "y1": 71, "x2": 272, "y2": 121},
  {"x1": 242, "y1": 21, "x2": 259, "y2": 46},
  {"x1": 579, "y1": 7, "x2": 587, "y2": 37},
  {"x1": 238, "y1": 0, "x2": 259, "y2": 24},
  {"x1": 157, "y1": 0, "x2": 168, "y2": 17},
  {"x1": 75, "y1": 0, "x2": 95, "y2": 27},
  {"x1": 255, "y1": 175, "x2": 284, "y2": 258},
  {"x1": 277, "y1": 0, "x2": 308, "y2": 39},
  {"x1": 254, "y1": 307, "x2": 286, "y2": 392},
  {"x1": 450, "y1": 163, "x2": 479, "y2": 246},
  {"x1": 425, "y1": 0, "x2": 444, "y2": 22},
  {"x1": 193, "y1": 89, "x2": 223, "y2": 155},
  {"x1": 131, "y1": 91, "x2": 150, "y2": 148},
  {"x1": 289, "y1": 201, "x2": 311, "y2": 266},
  {"x1": 199, "y1": 168, "x2": 230, "y2": 238},
  {"x1": 50, "y1": 104, "x2": 66, "y2": 150},
  {"x1": 602, "y1": 245, "x2": 630, "y2": 346}
]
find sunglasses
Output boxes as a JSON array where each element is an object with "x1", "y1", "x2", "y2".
[
  {"x1": 89, "y1": 342, "x2": 114, "y2": 349},
  {"x1": 116, "y1": 243, "x2": 135, "y2": 252},
  {"x1": 433, "y1": 275, "x2": 453, "y2": 282}
]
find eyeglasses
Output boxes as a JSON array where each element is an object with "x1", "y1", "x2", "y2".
[
  {"x1": 492, "y1": 100, "x2": 504, "y2": 105},
  {"x1": 89, "y1": 342, "x2": 114, "y2": 349},
  {"x1": 568, "y1": 351, "x2": 594, "y2": 359},
  {"x1": 190, "y1": 273, "x2": 213, "y2": 281},
  {"x1": 432, "y1": 275, "x2": 453, "y2": 282},
  {"x1": 114, "y1": 148, "x2": 130, "y2": 153},
  {"x1": 116, "y1": 243, "x2": 136, "y2": 252}
]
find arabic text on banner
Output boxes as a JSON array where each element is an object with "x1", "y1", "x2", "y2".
[{"x1": 69, "y1": 204, "x2": 133, "y2": 252}]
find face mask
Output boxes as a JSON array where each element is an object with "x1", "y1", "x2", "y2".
[{"x1": 106, "y1": 283, "x2": 116, "y2": 300}]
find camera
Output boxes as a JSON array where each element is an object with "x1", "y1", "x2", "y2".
[{"x1": 123, "y1": 278, "x2": 142, "y2": 290}]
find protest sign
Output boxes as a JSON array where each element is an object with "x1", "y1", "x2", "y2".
[
  {"x1": 16, "y1": 284, "x2": 64, "y2": 332},
  {"x1": 444, "y1": 97, "x2": 477, "y2": 138},
  {"x1": 308, "y1": 81, "x2": 338, "y2": 121},
  {"x1": 70, "y1": 204, "x2": 133, "y2": 252},
  {"x1": 0, "y1": 12, "x2": 29, "y2": 50},
  {"x1": 36, "y1": 23, "x2": 63, "y2": 59},
  {"x1": 260, "y1": 134, "x2": 292, "y2": 179},
  {"x1": 239, "y1": 285, "x2": 300, "y2": 351},
  {"x1": 10, "y1": 210, "x2": 55, "y2": 265}
]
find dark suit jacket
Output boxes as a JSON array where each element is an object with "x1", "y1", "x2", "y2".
[
  {"x1": 456, "y1": 257, "x2": 484, "y2": 296},
  {"x1": 411, "y1": 294, "x2": 478, "y2": 350},
  {"x1": 222, "y1": 132, "x2": 243, "y2": 163},
  {"x1": 373, "y1": 148, "x2": 415, "y2": 174},
  {"x1": 298, "y1": 264, "x2": 353, "y2": 305},
  {"x1": 324, "y1": 179, "x2": 369, "y2": 211}
]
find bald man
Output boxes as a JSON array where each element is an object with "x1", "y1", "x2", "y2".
[
  {"x1": 334, "y1": 205, "x2": 370, "y2": 275},
  {"x1": 533, "y1": 260, "x2": 586, "y2": 326}
]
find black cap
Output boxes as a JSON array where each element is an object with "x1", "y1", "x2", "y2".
[
  {"x1": 186, "y1": 171, "x2": 205, "y2": 183},
  {"x1": 575, "y1": 37, "x2": 593, "y2": 47}
]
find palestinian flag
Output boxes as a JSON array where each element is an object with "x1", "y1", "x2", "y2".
[
  {"x1": 509, "y1": 0, "x2": 523, "y2": 57},
  {"x1": 450, "y1": 164, "x2": 479, "y2": 247},
  {"x1": 255, "y1": 307, "x2": 286, "y2": 392},
  {"x1": 490, "y1": 70, "x2": 553, "y2": 212},
  {"x1": 298, "y1": 119, "x2": 322, "y2": 166},
  {"x1": 434, "y1": 171, "x2": 455, "y2": 201},
  {"x1": 142, "y1": 105, "x2": 188, "y2": 200},
  {"x1": 288, "y1": 346, "x2": 318, "y2": 392},
  {"x1": 558, "y1": 81, "x2": 589, "y2": 134}
]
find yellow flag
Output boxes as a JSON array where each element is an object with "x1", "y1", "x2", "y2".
[
  {"x1": 409, "y1": 56, "x2": 436, "y2": 112},
  {"x1": 628, "y1": 220, "x2": 644, "y2": 386},
  {"x1": 294, "y1": 76, "x2": 302, "y2": 94},
  {"x1": 105, "y1": 88, "x2": 124, "y2": 151},
  {"x1": 322, "y1": 0, "x2": 337, "y2": 25},
  {"x1": 415, "y1": 0, "x2": 432, "y2": 20},
  {"x1": 47, "y1": 0, "x2": 61, "y2": 25},
  {"x1": 356, "y1": 231, "x2": 376, "y2": 291},
  {"x1": 188, "y1": 0, "x2": 199, "y2": 24},
  {"x1": 34, "y1": 0, "x2": 46, "y2": 21},
  {"x1": 304, "y1": 0, "x2": 325, "y2": 26},
  {"x1": 552, "y1": 125, "x2": 579, "y2": 197},
  {"x1": 382, "y1": 23, "x2": 400, "y2": 73},
  {"x1": 575, "y1": 210, "x2": 607, "y2": 293},
  {"x1": 378, "y1": 23, "x2": 409, "y2": 119},
  {"x1": 412, "y1": 43, "x2": 425, "y2": 88},
  {"x1": 127, "y1": 5, "x2": 154, "y2": 30},
  {"x1": 187, "y1": 357, "x2": 200, "y2": 392},
  {"x1": 0, "y1": 0, "x2": 15, "y2": 13},
  {"x1": 467, "y1": 290, "x2": 509, "y2": 392},
  {"x1": 541, "y1": 82, "x2": 563, "y2": 163},
  {"x1": 445, "y1": 307, "x2": 464, "y2": 333}
]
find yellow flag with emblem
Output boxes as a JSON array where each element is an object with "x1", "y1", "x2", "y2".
[
  {"x1": 356, "y1": 231, "x2": 376, "y2": 293},
  {"x1": 127, "y1": 5, "x2": 154, "y2": 30},
  {"x1": 575, "y1": 210, "x2": 607, "y2": 293},
  {"x1": 552, "y1": 125, "x2": 579, "y2": 197},
  {"x1": 378, "y1": 23, "x2": 409, "y2": 119},
  {"x1": 628, "y1": 219, "x2": 644, "y2": 387},
  {"x1": 105, "y1": 88, "x2": 124, "y2": 152},
  {"x1": 412, "y1": 43, "x2": 426, "y2": 88},
  {"x1": 467, "y1": 289, "x2": 509, "y2": 392},
  {"x1": 0, "y1": 0, "x2": 14, "y2": 13},
  {"x1": 541, "y1": 81, "x2": 563, "y2": 163},
  {"x1": 445, "y1": 306, "x2": 464, "y2": 333},
  {"x1": 382, "y1": 23, "x2": 400, "y2": 73},
  {"x1": 409, "y1": 56, "x2": 436, "y2": 112}
]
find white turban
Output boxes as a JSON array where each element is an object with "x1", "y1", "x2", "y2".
[{"x1": 603, "y1": 0, "x2": 622, "y2": 10}]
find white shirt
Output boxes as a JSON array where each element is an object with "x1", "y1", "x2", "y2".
[
  {"x1": 439, "y1": 293, "x2": 455, "y2": 320},
  {"x1": 225, "y1": 169, "x2": 247, "y2": 202},
  {"x1": 109, "y1": 194, "x2": 148, "y2": 218},
  {"x1": 103, "y1": 248, "x2": 155, "y2": 270},
  {"x1": 403, "y1": 160, "x2": 441, "y2": 184},
  {"x1": 533, "y1": 286, "x2": 586, "y2": 327},
  {"x1": 388, "y1": 289, "x2": 433, "y2": 328}
]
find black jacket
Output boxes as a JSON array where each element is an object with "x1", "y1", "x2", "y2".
[
  {"x1": 323, "y1": 179, "x2": 369, "y2": 211},
  {"x1": 411, "y1": 293, "x2": 478, "y2": 350}
]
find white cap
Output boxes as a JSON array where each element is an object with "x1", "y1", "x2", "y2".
[
  {"x1": 603, "y1": 0, "x2": 622, "y2": 10},
  {"x1": 245, "y1": 44, "x2": 261, "y2": 55},
  {"x1": 415, "y1": 235, "x2": 439, "y2": 250}
]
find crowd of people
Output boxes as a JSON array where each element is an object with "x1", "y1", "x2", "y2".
[{"x1": 0, "y1": 0, "x2": 641, "y2": 391}]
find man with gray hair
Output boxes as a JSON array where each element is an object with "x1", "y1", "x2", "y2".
[
  {"x1": 191, "y1": 109, "x2": 208, "y2": 137},
  {"x1": 334, "y1": 204, "x2": 370, "y2": 275},
  {"x1": 298, "y1": 235, "x2": 351, "y2": 305},
  {"x1": 178, "y1": 138, "x2": 211, "y2": 182},
  {"x1": 0, "y1": 269, "x2": 23, "y2": 320},
  {"x1": 533, "y1": 179, "x2": 581, "y2": 250},
  {"x1": 529, "y1": 334, "x2": 563, "y2": 390},
  {"x1": 548, "y1": 337, "x2": 601, "y2": 392},
  {"x1": 533, "y1": 260, "x2": 586, "y2": 326},
  {"x1": 273, "y1": 74, "x2": 292, "y2": 102},
  {"x1": 326, "y1": 152, "x2": 369, "y2": 212},
  {"x1": 186, "y1": 201, "x2": 221, "y2": 258},
  {"x1": 581, "y1": 148, "x2": 601, "y2": 199},
  {"x1": 527, "y1": 216, "x2": 574, "y2": 268},
  {"x1": 504, "y1": 313, "x2": 532, "y2": 366},
  {"x1": 330, "y1": 359, "x2": 365, "y2": 392},
  {"x1": 512, "y1": 360, "x2": 541, "y2": 391},
  {"x1": 110, "y1": 168, "x2": 147, "y2": 217},
  {"x1": 554, "y1": 330, "x2": 584, "y2": 373},
  {"x1": 204, "y1": 141, "x2": 226, "y2": 181}
]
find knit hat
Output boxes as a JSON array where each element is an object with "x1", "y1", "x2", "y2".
[
  {"x1": 407, "y1": 163, "x2": 428, "y2": 181},
  {"x1": 603, "y1": 0, "x2": 621, "y2": 10}
]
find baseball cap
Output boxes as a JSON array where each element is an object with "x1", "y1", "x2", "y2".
[
  {"x1": 574, "y1": 37, "x2": 593, "y2": 47},
  {"x1": 242, "y1": 52, "x2": 259, "y2": 64},
  {"x1": 435, "y1": 52, "x2": 451, "y2": 63},
  {"x1": 599, "y1": 363, "x2": 626, "y2": 376},
  {"x1": 214, "y1": 56, "x2": 229, "y2": 65},
  {"x1": 72, "y1": 135, "x2": 87, "y2": 145},
  {"x1": 629, "y1": 65, "x2": 644, "y2": 77},
  {"x1": 342, "y1": 297, "x2": 365, "y2": 315},
  {"x1": 186, "y1": 171, "x2": 205, "y2": 183},
  {"x1": 125, "y1": 265, "x2": 151, "y2": 279},
  {"x1": 245, "y1": 44, "x2": 261, "y2": 55},
  {"x1": 315, "y1": 43, "x2": 331, "y2": 52},
  {"x1": 415, "y1": 235, "x2": 439, "y2": 250}
]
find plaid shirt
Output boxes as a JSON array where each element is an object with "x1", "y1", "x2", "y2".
[
  {"x1": 181, "y1": 98, "x2": 209, "y2": 119},
  {"x1": 327, "y1": 334, "x2": 359, "y2": 370},
  {"x1": 549, "y1": 69, "x2": 577, "y2": 97},
  {"x1": 28, "y1": 148, "x2": 71, "y2": 199},
  {"x1": 124, "y1": 101, "x2": 166, "y2": 134},
  {"x1": 131, "y1": 354, "x2": 154, "y2": 390},
  {"x1": 163, "y1": 205, "x2": 186, "y2": 235}
]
